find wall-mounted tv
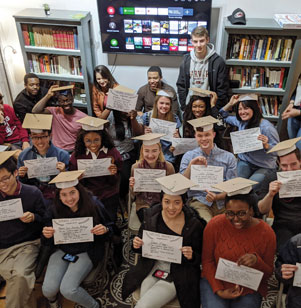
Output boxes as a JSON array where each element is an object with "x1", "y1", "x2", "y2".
[{"x1": 98, "y1": 0, "x2": 212, "y2": 55}]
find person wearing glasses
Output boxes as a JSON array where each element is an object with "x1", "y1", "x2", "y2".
[
  {"x1": 17, "y1": 114, "x2": 69, "y2": 204},
  {"x1": 0, "y1": 92, "x2": 30, "y2": 151},
  {"x1": 201, "y1": 178, "x2": 276, "y2": 308},
  {"x1": 32, "y1": 87, "x2": 86, "y2": 152}
]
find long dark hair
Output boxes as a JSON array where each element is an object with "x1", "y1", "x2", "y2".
[
  {"x1": 53, "y1": 183, "x2": 100, "y2": 225},
  {"x1": 113, "y1": 110, "x2": 131, "y2": 141},
  {"x1": 183, "y1": 95, "x2": 211, "y2": 137},
  {"x1": 93, "y1": 65, "x2": 117, "y2": 92},
  {"x1": 235, "y1": 100, "x2": 262, "y2": 129}
]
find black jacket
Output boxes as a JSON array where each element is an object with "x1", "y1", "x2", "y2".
[
  {"x1": 122, "y1": 203, "x2": 206, "y2": 308},
  {"x1": 176, "y1": 53, "x2": 229, "y2": 111}
]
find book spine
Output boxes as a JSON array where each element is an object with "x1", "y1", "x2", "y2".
[
  {"x1": 238, "y1": 38, "x2": 246, "y2": 60},
  {"x1": 264, "y1": 37, "x2": 272, "y2": 60}
]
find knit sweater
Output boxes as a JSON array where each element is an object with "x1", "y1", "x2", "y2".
[{"x1": 202, "y1": 214, "x2": 276, "y2": 297}]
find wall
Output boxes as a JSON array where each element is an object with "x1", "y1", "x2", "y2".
[{"x1": 1, "y1": 0, "x2": 301, "y2": 101}]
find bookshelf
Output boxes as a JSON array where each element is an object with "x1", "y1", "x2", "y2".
[
  {"x1": 13, "y1": 8, "x2": 94, "y2": 115},
  {"x1": 221, "y1": 18, "x2": 301, "y2": 127}
]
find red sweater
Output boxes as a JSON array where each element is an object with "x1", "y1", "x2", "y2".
[
  {"x1": 0, "y1": 105, "x2": 29, "y2": 144},
  {"x1": 202, "y1": 214, "x2": 276, "y2": 297}
]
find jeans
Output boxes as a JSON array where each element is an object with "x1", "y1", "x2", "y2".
[
  {"x1": 287, "y1": 117, "x2": 301, "y2": 149},
  {"x1": 237, "y1": 160, "x2": 274, "y2": 192},
  {"x1": 42, "y1": 250, "x2": 99, "y2": 308},
  {"x1": 200, "y1": 278, "x2": 262, "y2": 308}
]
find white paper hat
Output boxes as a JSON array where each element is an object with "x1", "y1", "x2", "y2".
[
  {"x1": 132, "y1": 133, "x2": 165, "y2": 145},
  {"x1": 267, "y1": 137, "x2": 301, "y2": 157},
  {"x1": 212, "y1": 178, "x2": 258, "y2": 196},
  {"x1": 239, "y1": 93, "x2": 258, "y2": 101},
  {"x1": 76, "y1": 116, "x2": 109, "y2": 131},
  {"x1": 187, "y1": 115, "x2": 219, "y2": 132},
  {"x1": 49, "y1": 170, "x2": 85, "y2": 189},
  {"x1": 156, "y1": 89, "x2": 173, "y2": 98}
]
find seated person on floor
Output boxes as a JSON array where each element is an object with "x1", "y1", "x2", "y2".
[
  {"x1": 18, "y1": 113, "x2": 69, "y2": 203},
  {"x1": 13, "y1": 73, "x2": 55, "y2": 123},
  {"x1": 32, "y1": 86, "x2": 86, "y2": 152},
  {"x1": 201, "y1": 178, "x2": 276, "y2": 308},
  {"x1": 122, "y1": 173, "x2": 206, "y2": 308},
  {"x1": 275, "y1": 233, "x2": 301, "y2": 308},
  {"x1": 0, "y1": 92, "x2": 30, "y2": 151},
  {"x1": 136, "y1": 66, "x2": 180, "y2": 118},
  {"x1": 130, "y1": 133, "x2": 175, "y2": 222},
  {"x1": 42, "y1": 171, "x2": 113, "y2": 308},
  {"x1": 180, "y1": 116, "x2": 237, "y2": 222},
  {"x1": 0, "y1": 151, "x2": 46, "y2": 308},
  {"x1": 258, "y1": 138, "x2": 301, "y2": 252}
]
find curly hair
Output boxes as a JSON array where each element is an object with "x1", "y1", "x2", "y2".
[
  {"x1": 183, "y1": 95, "x2": 211, "y2": 137},
  {"x1": 74, "y1": 128, "x2": 114, "y2": 156},
  {"x1": 235, "y1": 100, "x2": 263, "y2": 129}
]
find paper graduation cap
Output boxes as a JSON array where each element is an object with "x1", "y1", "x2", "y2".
[
  {"x1": 22, "y1": 113, "x2": 53, "y2": 133},
  {"x1": 187, "y1": 115, "x2": 219, "y2": 131},
  {"x1": 267, "y1": 137, "x2": 301, "y2": 157},
  {"x1": 0, "y1": 151, "x2": 18, "y2": 165},
  {"x1": 239, "y1": 93, "x2": 258, "y2": 101},
  {"x1": 156, "y1": 89, "x2": 173, "y2": 98},
  {"x1": 132, "y1": 133, "x2": 166, "y2": 145},
  {"x1": 189, "y1": 87, "x2": 212, "y2": 97},
  {"x1": 76, "y1": 116, "x2": 109, "y2": 131},
  {"x1": 114, "y1": 85, "x2": 136, "y2": 94},
  {"x1": 155, "y1": 173, "x2": 197, "y2": 195},
  {"x1": 212, "y1": 178, "x2": 258, "y2": 196},
  {"x1": 49, "y1": 170, "x2": 84, "y2": 189}
]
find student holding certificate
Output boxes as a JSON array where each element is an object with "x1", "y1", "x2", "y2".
[
  {"x1": 122, "y1": 174, "x2": 206, "y2": 308},
  {"x1": 42, "y1": 171, "x2": 112, "y2": 308},
  {"x1": 130, "y1": 133, "x2": 175, "y2": 221},
  {"x1": 69, "y1": 116, "x2": 122, "y2": 222},
  {"x1": 201, "y1": 178, "x2": 276, "y2": 308},
  {"x1": 220, "y1": 94, "x2": 279, "y2": 190}
]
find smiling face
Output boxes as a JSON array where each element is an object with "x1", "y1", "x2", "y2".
[
  {"x1": 95, "y1": 72, "x2": 109, "y2": 90},
  {"x1": 59, "y1": 186, "x2": 80, "y2": 212},
  {"x1": 238, "y1": 102, "x2": 254, "y2": 122},
  {"x1": 195, "y1": 128, "x2": 215, "y2": 151},
  {"x1": 0, "y1": 168, "x2": 18, "y2": 195},
  {"x1": 147, "y1": 71, "x2": 161, "y2": 90},
  {"x1": 83, "y1": 132, "x2": 102, "y2": 154},
  {"x1": 191, "y1": 99, "x2": 207, "y2": 118},
  {"x1": 25, "y1": 77, "x2": 40, "y2": 96},
  {"x1": 162, "y1": 194, "x2": 183, "y2": 219},
  {"x1": 191, "y1": 35, "x2": 209, "y2": 59},
  {"x1": 31, "y1": 131, "x2": 50, "y2": 155},
  {"x1": 157, "y1": 96, "x2": 171, "y2": 115},
  {"x1": 142, "y1": 143, "x2": 160, "y2": 165},
  {"x1": 225, "y1": 199, "x2": 253, "y2": 229},
  {"x1": 58, "y1": 94, "x2": 74, "y2": 115}
]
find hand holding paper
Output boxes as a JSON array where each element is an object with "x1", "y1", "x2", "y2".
[
  {"x1": 133, "y1": 236, "x2": 144, "y2": 249},
  {"x1": 281, "y1": 264, "x2": 298, "y2": 280}
]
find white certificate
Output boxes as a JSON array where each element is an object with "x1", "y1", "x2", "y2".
[
  {"x1": 134, "y1": 169, "x2": 166, "y2": 192},
  {"x1": 142, "y1": 230, "x2": 183, "y2": 264},
  {"x1": 230, "y1": 127, "x2": 263, "y2": 154},
  {"x1": 0, "y1": 198, "x2": 23, "y2": 222},
  {"x1": 215, "y1": 258, "x2": 264, "y2": 291},
  {"x1": 77, "y1": 158, "x2": 111, "y2": 178},
  {"x1": 277, "y1": 170, "x2": 301, "y2": 198},
  {"x1": 190, "y1": 165, "x2": 224, "y2": 192},
  {"x1": 106, "y1": 88, "x2": 138, "y2": 113},
  {"x1": 24, "y1": 157, "x2": 59, "y2": 179},
  {"x1": 52, "y1": 217, "x2": 94, "y2": 245},
  {"x1": 149, "y1": 118, "x2": 177, "y2": 142},
  {"x1": 293, "y1": 263, "x2": 301, "y2": 287},
  {"x1": 172, "y1": 138, "x2": 198, "y2": 156}
]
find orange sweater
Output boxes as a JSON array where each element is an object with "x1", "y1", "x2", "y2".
[{"x1": 202, "y1": 214, "x2": 276, "y2": 297}]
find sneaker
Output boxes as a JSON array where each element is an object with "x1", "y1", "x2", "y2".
[
  {"x1": 48, "y1": 299, "x2": 61, "y2": 308},
  {"x1": 95, "y1": 297, "x2": 102, "y2": 308}
]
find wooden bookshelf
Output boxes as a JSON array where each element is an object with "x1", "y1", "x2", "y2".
[
  {"x1": 14, "y1": 9, "x2": 94, "y2": 114},
  {"x1": 221, "y1": 18, "x2": 301, "y2": 131}
]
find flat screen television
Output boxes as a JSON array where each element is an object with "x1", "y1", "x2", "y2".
[{"x1": 98, "y1": 0, "x2": 212, "y2": 55}]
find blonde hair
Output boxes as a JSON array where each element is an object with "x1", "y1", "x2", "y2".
[
  {"x1": 139, "y1": 143, "x2": 165, "y2": 163},
  {"x1": 152, "y1": 95, "x2": 175, "y2": 122}
]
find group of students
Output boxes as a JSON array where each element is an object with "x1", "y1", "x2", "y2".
[{"x1": 0, "y1": 25, "x2": 301, "y2": 308}]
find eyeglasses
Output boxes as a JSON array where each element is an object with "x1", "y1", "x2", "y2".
[
  {"x1": 31, "y1": 135, "x2": 49, "y2": 141},
  {"x1": 0, "y1": 173, "x2": 13, "y2": 184},
  {"x1": 84, "y1": 138, "x2": 101, "y2": 146},
  {"x1": 225, "y1": 210, "x2": 249, "y2": 218}
]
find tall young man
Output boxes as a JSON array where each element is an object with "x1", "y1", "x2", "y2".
[{"x1": 177, "y1": 26, "x2": 229, "y2": 111}]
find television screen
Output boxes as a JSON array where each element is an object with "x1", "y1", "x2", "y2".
[{"x1": 98, "y1": 0, "x2": 212, "y2": 55}]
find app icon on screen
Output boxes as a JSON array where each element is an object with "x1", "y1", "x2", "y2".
[
  {"x1": 160, "y1": 21, "x2": 169, "y2": 34},
  {"x1": 179, "y1": 38, "x2": 188, "y2": 51},
  {"x1": 169, "y1": 38, "x2": 179, "y2": 51},
  {"x1": 107, "y1": 6, "x2": 115, "y2": 15},
  {"x1": 179, "y1": 21, "x2": 188, "y2": 34},
  {"x1": 170, "y1": 21, "x2": 179, "y2": 34},
  {"x1": 151, "y1": 21, "x2": 160, "y2": 34},
  {"x1": 152, "y1": 38, "x2": 160, "y2": 50},
  {"x1": 142, "y1": 20, "x2": 151, "y2": 33},
  {"x1": 133, "y1": 20, "x2": 142, "y2": 33},
  {"x1": 143, "y1": 37, "x2": 152, "y2": 46},
  {"x1": 134, "y1": 37, "x2": 143, "y2": 48},
  {"x1": 188, "y1": 21, "x2": 198, "y2": 34},
  {"x1": 124, "y1": 20, "x2": 133, "y2": 33},
  {"x1": 160, "y1": 38, "x2": 169, "y2": 51},
  {"x1": 110, "y1": 39, "x2": 118, "y2": 47},
  {"x1": 125, "y1": 37, "x2": 134, "y2": 50}
]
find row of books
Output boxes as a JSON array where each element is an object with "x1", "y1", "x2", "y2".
[
  {"x1": 227, "y1": 35, "x2": 295, "y2": 61},
  {"x1": 259, "y1": 96, "x2": 282, "y2": 117},
  {"x1": 21, "y1": 24, "x2": 79, "y2": 50},
  {"x1": 229, "y1": 66, "x2": 288, "y2": 89},
  {"x1": 28, "y1": 54, "x2": 82, "y2": 76}
]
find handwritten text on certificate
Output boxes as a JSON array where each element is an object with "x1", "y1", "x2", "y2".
[
  {"x1": 24, "y1": 157, "x2": 59, "y2": 179},
  {"x1": 142, "y1": 230, "x2": 183, "y2": 264},
  {"x1": 0, "y1": 198, "x2": 23, "y2": 222},
  {"x1": 149, "y1": 118, "x2": 177, "y2": 143},
  {"x1": 52, "y1": 217, "x2": 94, "y2": 245},
  {"x1": 134, "y1": 169, "x2": 166, "y2": 193},
  {"x1": 277, "y1": 170, "x2": 301, "y2": 198},
  {"x1": 77, "y1": 158, "x2": 111, "y2": 178},
  {"x1": 106, "y1": 88, "x2": 138, "y2": 113},
  {"x1": 230, "y1": 127, "x2": 263, "y2": 154},
  {"x1": 215, "y1": 258, "x2": 264, "y2": 291},
  {"x1": 172, "y1": 138, "x2": 198, "y2": 156},
  {"x1": 190, "y1": 165, "x2": 224, "y2": 191}
]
